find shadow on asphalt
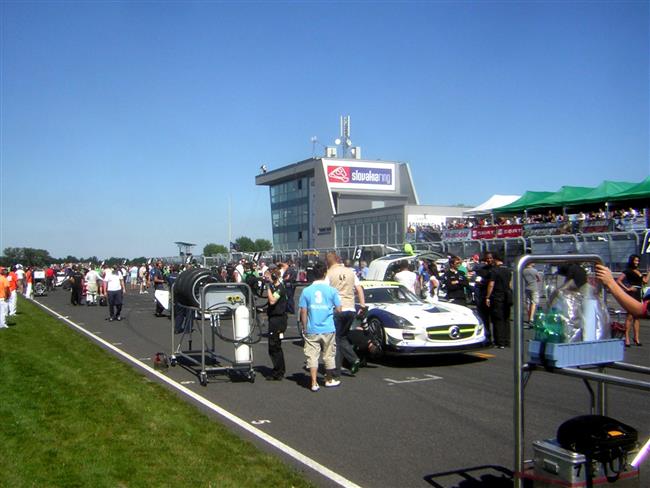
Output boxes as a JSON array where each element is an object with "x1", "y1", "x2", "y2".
[
  {"x1": 374, "y1": 353, "x2": 488, "y2": 369},
  {"x1": 424, "y1": 465, "x2": 515, "y2": 488}
]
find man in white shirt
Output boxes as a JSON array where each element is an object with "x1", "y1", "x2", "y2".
[
  {"x1": 104, "y1": 267, "x2": 125, "y2": 321},
  {"x1": 394, "y1": 260, "x2": 419, "y2": 295}
]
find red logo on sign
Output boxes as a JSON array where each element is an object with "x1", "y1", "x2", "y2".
[{"x1": 327, "y1": 166, "x2": 350, "y2": 183}]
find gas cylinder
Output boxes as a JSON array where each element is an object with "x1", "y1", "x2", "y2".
[{"x1": 234, "y1": 305, "x2": 252, "y2": 364}]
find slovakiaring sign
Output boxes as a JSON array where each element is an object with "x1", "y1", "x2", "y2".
[{"x1": 323, "y1": 160, "x2": 396, "y2": 191}]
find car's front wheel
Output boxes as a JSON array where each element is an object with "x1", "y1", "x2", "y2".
[{"x1": 367, "y1": 317, "x2": 386, "y2": 348}]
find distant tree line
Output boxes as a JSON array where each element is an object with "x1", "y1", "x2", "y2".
[
  {"x1": 0, "y1": 247, "x2": 150, "y2": 268},
  {"x1": 1, "y1": 237, "x2": 273, "y2": 267},
  {"x1": 203, "y1": 236, "x2": 272, "y2": 256}
]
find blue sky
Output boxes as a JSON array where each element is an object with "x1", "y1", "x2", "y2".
[{"x1": 1, "y1": 0, "x2": 648, "y2": 258}]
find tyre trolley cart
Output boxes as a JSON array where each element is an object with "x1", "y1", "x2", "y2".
[
  {"x1": 169, "y1": 275, "x2": 260, "y2": 386},
  {"x1": 513, "y1": 254, "x2": 650, "y2": 488}
]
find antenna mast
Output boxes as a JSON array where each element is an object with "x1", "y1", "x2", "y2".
[{"x1": 339, "y1": 115, "x2": 352, "y2": 158}]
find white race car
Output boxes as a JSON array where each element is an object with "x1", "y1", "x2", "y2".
[{"x1": 360, "y1": 281, "x2": 488, "y2": 355}]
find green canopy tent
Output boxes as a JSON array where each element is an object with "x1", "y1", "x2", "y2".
[
  {"x1": 526, "y1": 185, "x2": 595, "y2": 210},
  {"x1": 608, "y1": 176, "x2": 650, "y2": 201},
  {"x1": 564, "y1": 180, "x2": 637, "y2": 206},
  {"x1": 492, "y1": 191, "x2": 555, "y2": 213}
]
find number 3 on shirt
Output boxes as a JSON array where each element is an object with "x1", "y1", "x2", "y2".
[{"x1": 314, "y1": 290, "x2": 323, "y2": 304}]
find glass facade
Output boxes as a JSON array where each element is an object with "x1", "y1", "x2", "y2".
[
  {"x1": 335, "y1": 213, "x2": 403, "y2": 247},
  {"x1": 270, "y1": 177, "x2": 310, "y2": 250}
]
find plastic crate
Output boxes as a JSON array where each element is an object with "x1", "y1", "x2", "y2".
[{"x1": 528, "y1": 339, "x2": 624, "y2": 368}]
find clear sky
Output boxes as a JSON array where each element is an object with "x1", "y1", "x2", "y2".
[{"x1": 1, "y1": 0, "x2": 648, "y2": 259}]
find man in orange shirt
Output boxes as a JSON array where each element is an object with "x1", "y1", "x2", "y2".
[
  {"x1": 0, "y1": 267, "x2": 10, "y2": 329},
  {"x1": 7, "y1": 267, "x2": 18, "y2": 316}
]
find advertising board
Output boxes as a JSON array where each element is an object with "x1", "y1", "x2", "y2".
[{"x1": 324, "y1": 160, "x2": 395, "y2": 191}]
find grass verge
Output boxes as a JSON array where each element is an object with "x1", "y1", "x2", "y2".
[{"x1": 0, "y1": 298, "x2": 313, "y2": 488}]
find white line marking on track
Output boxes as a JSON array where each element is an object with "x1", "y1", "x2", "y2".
[
  {"x1": 33, "y1": 300, "x2": 361, "y2": 488},
  {"x1": 180, "y1": 380, "x2": 195, "y2": 385},
  {"x1": 251, "y1": 419, "x2": 271, "y2": 425},
  {"x1": 112, "y1": 342, "x2": 123, "y2": 346},
  {"x1": 93, "y1": 331, "x2": 103, "y2": 335},
  {"x1": 384, "y1": 374, "x2": 443, "y2": 386},
  {"x1": 139, "y1": 357, "x2": 151, "y2": 361}
]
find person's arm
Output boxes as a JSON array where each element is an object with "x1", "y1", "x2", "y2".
[
  {"x1": 299, "y1": 307, "x2": 308, "y2": 332},
  {"x1": 120, "y1": 275, "x2": 126, "y2": 293},
  {"x1": 355, "y1": 283, "x2": 365, "y2": 307},
  {"x1": 616, "y1": 272, "x2": 632, "y2": 292},
  {"x1": 595, "y1": 264, "x2": 644, "y2": 317},
  {"x1": 266, "y1": 282, "x2": 278, "y2": 305},
  {"x1": 485, "y1": 281, "x2": 495, "y2": 306}
]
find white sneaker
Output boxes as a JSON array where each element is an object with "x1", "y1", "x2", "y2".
[
  {"x1": 310, "y1": 384, "x2": 320, "y2": 392},
  {"x1": 325, "y1": 378, "x2": 341, "y2": 388}
]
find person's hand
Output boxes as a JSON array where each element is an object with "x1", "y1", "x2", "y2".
[{"x1": 595, "y1": 264, "x2": 616, "y2": 289}]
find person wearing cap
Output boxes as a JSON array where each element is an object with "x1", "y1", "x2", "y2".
[{"x1": 0, "y1": 268, "x2": 10, "y2": 328}]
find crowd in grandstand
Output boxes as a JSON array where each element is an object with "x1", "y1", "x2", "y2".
[{"x1": 407, "y1": 206, "x2": 646, "y2": 235}]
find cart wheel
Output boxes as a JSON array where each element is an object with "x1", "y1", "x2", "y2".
[
  {"x1": 248, "y1": 371, "x2": 256, "y2": 383},
  {"x1": 199, "y1": 371, "x2": 208, "y2": 386},
  {"x1": 170, "y1": 356, "x2": 177, "y2": 367}
]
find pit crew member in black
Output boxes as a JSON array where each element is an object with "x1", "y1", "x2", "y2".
[
  {"x1": 283, "y1": 259, "x2": 297, "y2": 314},
  {"x1": 443, "y1": 255, "x2": 469, "y2": 304},
  {"x1": 265, "y1": 267, "x2": 288, "y2": 380},
  {"x1": 152, "y1": 261, "x2": 166, "y2": 317},
  {"x1": 474, "y1": 252, "x2": 494, "y2": 344},
  {"x1": 485, "y1": 253, "x2": 512, "y2": 348},
  {"x1": 596, "y1": 264, "x2": 649, "y2": 320}
]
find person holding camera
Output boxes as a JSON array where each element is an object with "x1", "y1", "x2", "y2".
[{"x1": 264, "y1": 266, "x2": 288, "y2": 381}]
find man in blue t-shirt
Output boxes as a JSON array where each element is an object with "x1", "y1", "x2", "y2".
[{"x1": 299, "y1": 261, "x2": 342, "y2": 392}]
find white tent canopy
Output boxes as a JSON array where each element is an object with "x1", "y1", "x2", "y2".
[{"x1": 463, "y1": 194, "x2": 521, "y2": 216}]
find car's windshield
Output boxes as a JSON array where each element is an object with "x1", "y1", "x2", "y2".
[{"x1": 363, "y1": 286, "x2": 420, "y2": 304}]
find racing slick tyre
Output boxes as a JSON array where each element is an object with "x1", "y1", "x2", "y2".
[{"x1": 174, "y1": 268, "x2": 221, "y2": 308}]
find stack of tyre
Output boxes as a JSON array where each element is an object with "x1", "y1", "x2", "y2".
[{"x1": 173, "y1": 268, "x2": 222, "y2": 307}]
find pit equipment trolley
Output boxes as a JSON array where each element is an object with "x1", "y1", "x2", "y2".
[
  {"x1": 513, "y1": 254, "x2": 650, "y2": 488},
  {"x1": 169, "y1": 280, "x2": 260, "y2": 386}
]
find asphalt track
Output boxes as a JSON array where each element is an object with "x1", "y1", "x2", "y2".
[{"x1": 32, "y1": 288, "x2": 649, "y2": 488}]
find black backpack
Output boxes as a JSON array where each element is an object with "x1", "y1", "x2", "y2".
[{"x1": 557, "y1": 415, "x2": 637, "y2": 485}]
